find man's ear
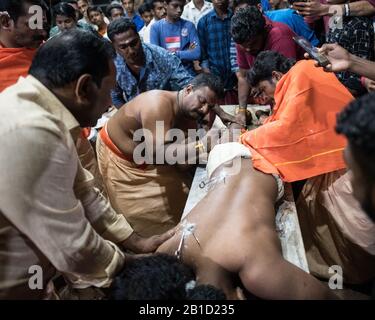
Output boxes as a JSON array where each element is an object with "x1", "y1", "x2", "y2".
[
  {"x1": 272, "y1": 71, "x2": 283, "y2": 81},
  {"x1": 184, "y1": 84, "x2": 193, "y2": 95},
  {"x1": 74, "y1": 74, "x2": 94, "y2": 105},
  {"x1": 0, "y1": 12, "x2": 14, "y2": 30}
]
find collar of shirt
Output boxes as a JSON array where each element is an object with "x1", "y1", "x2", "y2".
[
  {"x1": 211, "y1": 8, "x2": 232, "y2": 20},
  {"x1": 186, "y1": 1, "x2": 212, "y2": 12},
  {"x1": 114, "y1": 43, "x2": 155, "y2": 94},
  {"x1": 25, "y1": 75, "x2": 80, "y2": 134}
]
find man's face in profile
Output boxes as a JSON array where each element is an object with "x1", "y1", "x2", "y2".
[
  {"x1": 182, "y1": 86, "x2": 217, "y2": 122},
  {"x1": 10, "y1": 3, "x2": 48, "y2": 48}
]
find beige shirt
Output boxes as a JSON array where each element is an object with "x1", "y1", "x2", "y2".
[{"x1": 0, "y1": 76, "x2": 134, "y2": 299}]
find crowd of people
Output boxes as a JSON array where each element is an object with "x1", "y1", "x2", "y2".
[{"x1": 0, "y1": 0, "x2": 375, "y2": 300}]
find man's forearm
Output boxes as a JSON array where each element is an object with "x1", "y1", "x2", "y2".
[
  {"x1": 237, "y1": 73, "x2": 250, "y2": 107},
  {"x1": 349, "y1": 54, "x2": 375, "y2": 81},
  {"x1": 348, "y1": 0, "x2": 375, "y2": 16}
]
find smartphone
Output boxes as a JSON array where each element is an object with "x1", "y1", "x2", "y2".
[{"x1": 293, "y1": 36, "x2": 330, "y2": 67}]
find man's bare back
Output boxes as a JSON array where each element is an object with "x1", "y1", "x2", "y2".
[
  {"x1": 107, "y1": 90, "x2": 182, "y2": 159},
  {"x1": 157, "y1": 156, "x2": 336, "y2": 300}
]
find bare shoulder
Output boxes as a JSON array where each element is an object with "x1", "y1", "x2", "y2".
[{"x1": 137, "y1": 90, "x2": 176, "y2": 122}]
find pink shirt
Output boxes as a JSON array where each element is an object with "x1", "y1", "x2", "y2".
[{"x1": 236, "y1": 18, "x2": 303, "y2": 70}]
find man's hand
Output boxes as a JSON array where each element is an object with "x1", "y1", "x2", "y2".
[
  {"x1": 293, "y1": 0, "x2": 330, "y2": 17},
  {"x1": 121, "y1": 228, "x2": 176, "y2": 253},
  {"x1": 363, "y1": 77, "x2": 375, "y2": 92},
  {"x1": 305, "y1": 43, "x2": 352, "y2": 72},
  {"x1": 213, "y1": 105, "x2": 246, "y2": 127}
]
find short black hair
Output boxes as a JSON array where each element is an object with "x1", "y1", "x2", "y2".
[
  {"x1": 186, "y1": 285, "x2": 227, "y2": 300},
  {"x1": 231, "y1": 6, "x2": 266, "y2": 44},
  {"x1": 336, "y1": 92, "x2": 375, "y2": 176},
  {"x1": 87, "y1": 5, "x2": 103, "y2": 17},
  {"x1": 106, "y1": 3, "x2": 124, "y2": 17},
  {"x1": 146, "y1": 0, "x2": 166, "y2": 10},
  {"x1": 0, "y1": 0, "x2": 44, "y2": 23},
  {"x1": 64, "y1": 0, "x2": 78, "y2": 5},
  {"x1": 29, "y1": 29, "x2": 115, "y2": 89},
  {"x1": 107, "y1": 17, "x2": 137, "y2": 42},
  {"x1": 53, "y1": 2, "x2": 77, "y2": 20},
  {"x1": 138, "y1": 3, "x2": 152, "y2": 15},
  {"x1": 247, "y1": 50, "x2": 295, "y2": 86},
  {"x1": 111, "y1": 254, "x2": 193, "y2": 300},
  {"x1": 165, "y1": 0, "x2": 184, "y2": 4},
  {"x1": 110, "y1": 254, "x2": 226, "y2": 300},
  {"x1": 189, "y1": 73, "x2": 225, "y2": 99},
  {"x1": 232, "y1": 0, "x2": 260, "y2": 10}
]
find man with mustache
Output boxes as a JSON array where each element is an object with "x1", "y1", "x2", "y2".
[
  {"x1": 96, "y1": 73, "x2": 224, "y2": 238},
  {"x1": 0, "y1": 0, "x2": 49, "y2": 92},
  {"x1": 108, "y1": 18, "x2": 192, "y2": 107},
  {"x1": 0, "y1": 30, "x2": 175, "y2": 299}
]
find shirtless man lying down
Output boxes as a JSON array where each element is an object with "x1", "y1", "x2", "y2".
[{"x1": 155, "y1": 143, "x2": 337, "y2": 300}]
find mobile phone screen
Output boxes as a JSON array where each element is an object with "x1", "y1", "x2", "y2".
[{"x1": 293, "y1": 36, "x2": 330, "y2": 67}]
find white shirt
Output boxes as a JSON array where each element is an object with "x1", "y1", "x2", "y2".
[
  {"x1": 181, "y1": 1, "x2": 213, "y2": 27},
  {"x1": 140, "y1": 18, "x2": 156, "y2": 44}
]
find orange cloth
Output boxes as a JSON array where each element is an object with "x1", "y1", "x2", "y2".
[
  {"x1": 0, "y1": 47, "x2": 36, "y2": 92},
  {"x1": 99, "y1": 123, "x2": 147, "y2": 170},
  {"x1": 241, "y1": 60, "x2": 354, "y2": 182}
]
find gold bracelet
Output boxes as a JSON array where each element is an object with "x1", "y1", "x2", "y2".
[
  {"x1": 235, "y1": 106, "x2": 247, "y2": 114},
  {"x1": 195, "y1": 140, "x2": 205, "y2": 152}
]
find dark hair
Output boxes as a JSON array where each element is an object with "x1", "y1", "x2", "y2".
[
  {"x1": 29, "y1": 29, "x2": 115, "y2": 89},
  {"x1": 336, "y1": 92, "x2": 375, "y2": 169},
  {"x1": 231, "y1": 6, "x2": 265, "y2": 44},
  {"x1": 165, "y1": 0, "x2": 184, "y2": 4},
  {"x1": 107, "y1": 17, "x2": 137, "y2": 42},
  {"x1": 0, "y1": 0, "x2": 44, "y2": 23},
  {"x1": 106, "y1": 3, "x2": 124, "y2": 17},
  {"x1": 87, "y1": 5, "x2": 103, "y2": 17},
  {"x1": 138, "y1": 3, "x2": 152, "y2": 15},
  {"x1": 247, "y1": 50, "x2": 295, "y2": 86},
  {"x1": 232, "y1": 0, "x2": 260, "y2": 10},
  {"x1": 64, "y1": 0, "x2": 78, "y2": 5},
  {"x1": 186, "y1": 285, "x2": 227, "y2": 300},
  {"x1": 146, "y1": 0, "x2": 165, "y2": 10},
  {"x1": 53, "y1": 2, "x2": 77, "y2": 20},
  {"x1": 190, "y1": 73, "x2": 225, "y2": 99},
  {"x1": 110, "y1": 254, "x2": 226, "y2": 300}
]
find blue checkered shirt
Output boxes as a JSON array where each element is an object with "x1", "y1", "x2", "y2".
[
  {"x1": 111, "y1": 43, "x2": 193, "y2": 107},
  {"x1": 197, "y1": 9, "x2": 237, "y2": 90}
]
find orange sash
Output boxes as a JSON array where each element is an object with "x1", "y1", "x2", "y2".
[
  {"x1": 0, "y1": 47, "x2": 36, "y2": 92},
  {"x1": 99, "y1": 124, "x2": 147, "y2": 170},
  {"x1": 241, "y1": 60, "x2": 353, "y2": 182}
]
